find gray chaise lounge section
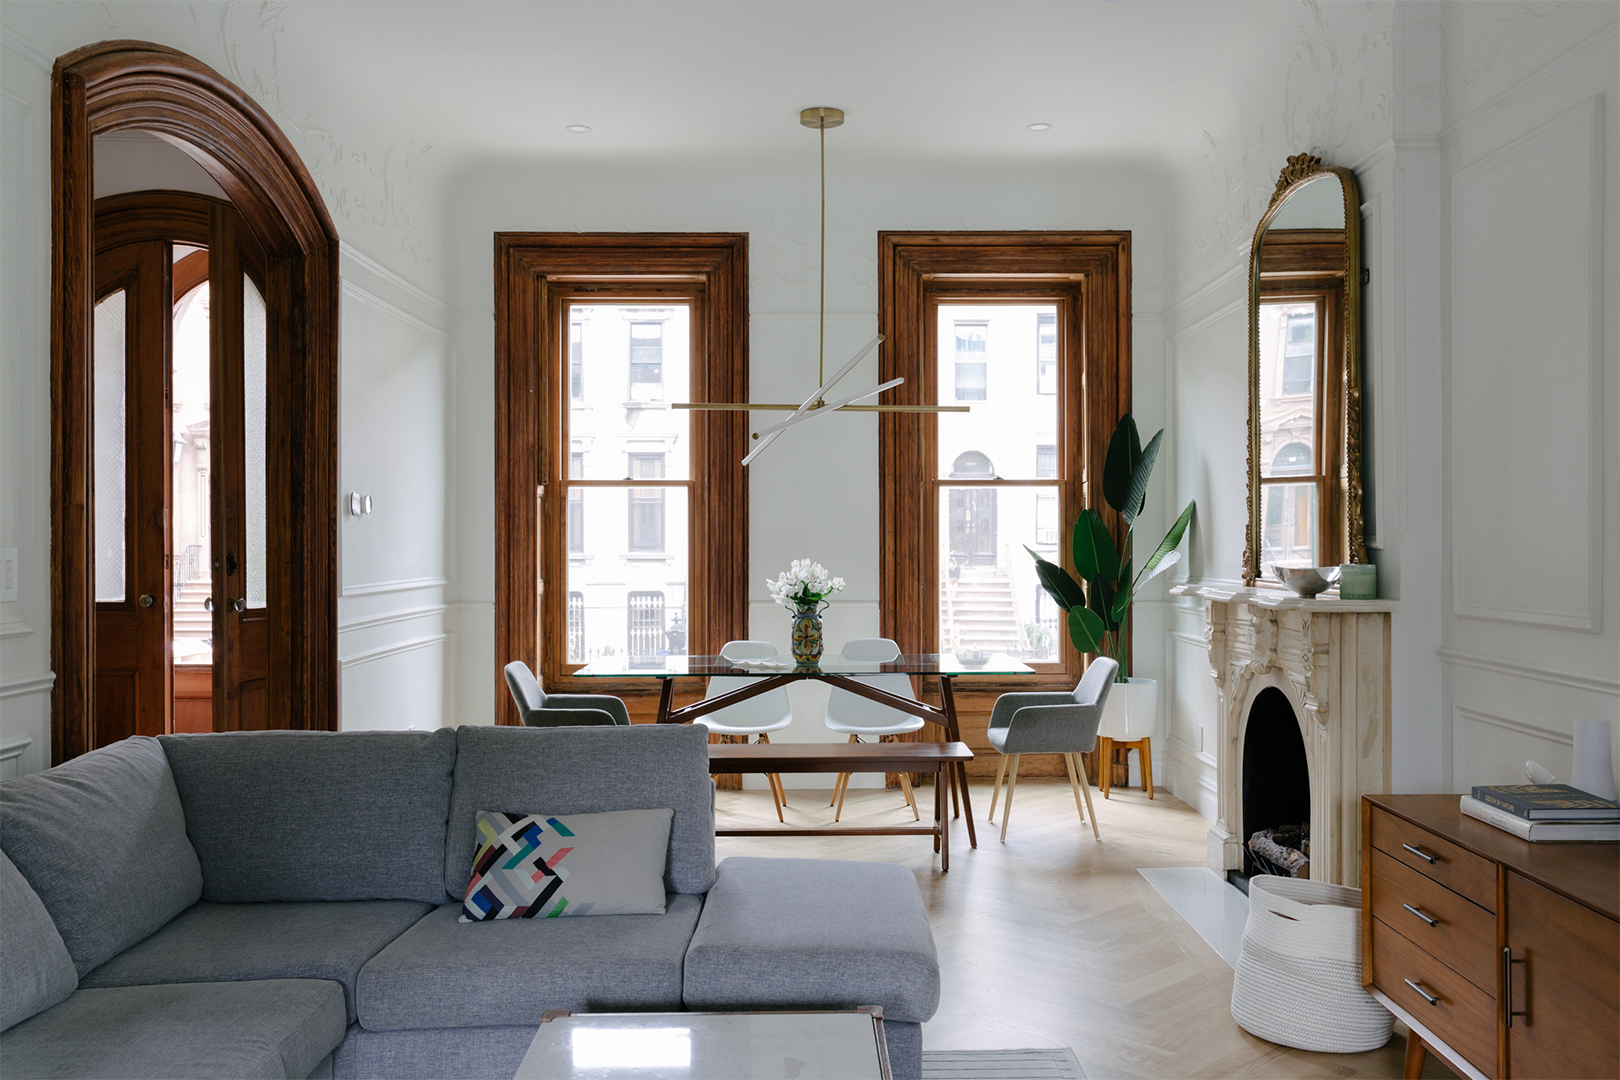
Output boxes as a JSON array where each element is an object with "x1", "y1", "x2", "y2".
[{"x1": 1, "y1": 724, "x2": 941, "y2": 1079}]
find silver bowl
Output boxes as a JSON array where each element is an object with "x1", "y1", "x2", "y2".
[{"x1": 1274, "y1": 566, "x2": 1341, "y2": 598}]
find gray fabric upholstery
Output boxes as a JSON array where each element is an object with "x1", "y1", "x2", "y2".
[
  {"x1": 0, "y1": 736, "x2": 202, "y2": 976},
  {"x1": 0, "y1": 980, "x2": 346, "y2": 1079},
  {"x1": 357, "y1": 894, "x2": 702, "y2": 1030},
  {"x1": 160, "y1": 729, "x2": 456, "y2": 904},
  {"x1": 503, "y1": 660, "x2": 630, "y2": 726},
  {"x1": 445, "y1": 724, "x2": 714, "y2": 899},
  {"x1": 332, "y1": 1022, "x2": 538, "y2": 1080},
  {"x1": 986, "y1": 656, "x2": 1118, "y2": 755},
  {"x1": 307, "y1": 1051, "x2": 334, "y2": 1080},
  {"x1": 885, "y1": 1020, "x2": 922, "y2": 1080},
  {"x1": 682, "y1": 857, "x2": 939, "y2": 1024},
  {"x1": 0, "y1": 850, "x2": 78, "y2": 1031},
  {"x1": 81, "y1": 900, "x2": 433, "y2": 1024}
]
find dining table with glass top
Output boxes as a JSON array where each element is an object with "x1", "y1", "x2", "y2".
[{"x1": 571, "y1": 652, "x2": 1036, "y2": 852}]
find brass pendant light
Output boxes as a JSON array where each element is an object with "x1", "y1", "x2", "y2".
[{"x1": 673, "y1": 107, "x2": 966, "y2": 465}]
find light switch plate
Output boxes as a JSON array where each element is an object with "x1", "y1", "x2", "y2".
[{"x1": 0, "y1": 548, "x2": 17, "y2": 602}]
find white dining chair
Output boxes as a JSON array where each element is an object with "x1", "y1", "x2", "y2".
[
  {"x1": 699, "y1": 639, "x2": 794, "y2": 821},
  {"x1": 823, "y1": 637, "x2": 924, "y2": 822}
]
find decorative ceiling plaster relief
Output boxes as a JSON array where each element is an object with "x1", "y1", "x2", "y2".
[{"x1": 180, "y1": 1, "x2": 437, "y2": 269}]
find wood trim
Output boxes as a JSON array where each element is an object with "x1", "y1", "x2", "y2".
[
  {"x1": 493, "y1": 234, "x2": 748, "y2": 725},
  {"x1": 52, "y1": 43, "x2": 340, "y2": 762},
  {"x1": 876, "y1": 232, "x2": 1131, "y2": 778}
]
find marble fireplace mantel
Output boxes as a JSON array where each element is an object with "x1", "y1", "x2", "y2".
[{"x1": 1171, "y1": 581, "x2": 1395, "y2": 887}]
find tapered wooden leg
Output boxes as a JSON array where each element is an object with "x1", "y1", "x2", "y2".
[
  {"x1": 1078, "y1": 756, "x2": 1100, "y2": 839},
  {"x1": 988, "y1": 754, "x2": 1009, "y2": 821},
  {"x1": 1402, "y1": 1032, "x2": 1427, "y2": 1080},
  {"x1": 1000, "y1": 755, "x2": 1021, "y2": 844},
  {"x1": 1063, "y1": 753, "x2": 1085, "y2": 823},
  {"x1": 757, "y1": 733, "x2": 784, "y2": 804},
  {"x1": 831, "y1": 735, "x2": 858, "y2": 805},
  {"x1": 898, "y1": 773, "x2": 919, "y2": 820},
  {"x1": 1099, "y1": 737, "x2": 1113, "y2": 799},
  {"x1": 1141, "y1": 737, "x2": 1153, "y2": 798},
  {"x1": 834, "y1": 768, "x2": 852, "y2": 822}
]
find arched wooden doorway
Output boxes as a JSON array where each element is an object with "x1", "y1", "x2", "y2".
[{"x1": 52, "y1": 42, "x2": 339, "y2": 761}]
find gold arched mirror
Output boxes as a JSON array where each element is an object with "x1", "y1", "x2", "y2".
[{"x1": 1244, "y1": 154, "x2": 1365, "y2": 585}]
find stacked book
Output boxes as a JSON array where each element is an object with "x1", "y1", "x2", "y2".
[{"x1": 1461, "y1": 784, "x2": 1620, "y2": 842}]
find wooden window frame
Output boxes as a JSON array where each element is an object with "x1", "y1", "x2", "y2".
[
  {"x1": 878, "y1": 232, "x2": 1130, "y2": 775},
  {"x1": 493, "y1": 234, "x2": 748, "y2": 724},
  {"x1": 52, "y1": 43, "x2": 340, "y2": 762}
]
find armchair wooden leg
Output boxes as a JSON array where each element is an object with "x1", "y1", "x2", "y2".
[
  {"x1": 1141, "y1": 737, "x2": 1153, "y2": 798},
  {"x1": 999, "y1": 755, "x2": 1021, "y2": 844},
  {"x1": 1077, "y1": 755, "x2": 1100, "y2": 839},
  {"x1": 988, "y1": 754, "x2": 1009, "y2": 821},
  {"x1": 1098, "y1": 737, "x2": 1113, "y2": 799},
  {"x1": 1063, "y1": 753, "x2": 1085, "y2": 824}
]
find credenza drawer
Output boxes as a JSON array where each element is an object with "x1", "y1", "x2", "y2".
[
  {"x1": 1370, "y1": 806, "x2": 1496, "y2": 911},
  {"x1": 1372, "y1": 918, "x2": 1497, "y2": 1076},
  {"x1": 1369, "y1": 847, "x2": 1496, "y2": 992}
]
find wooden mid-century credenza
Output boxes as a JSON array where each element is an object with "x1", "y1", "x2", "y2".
[{"x1": 1361, "y1": 794, "x2": 1619, "y2": 1080}]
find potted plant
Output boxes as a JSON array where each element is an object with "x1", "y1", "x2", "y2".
[{"x1": 1026, "y1": 415, "x2": 1195, "y2": 781}]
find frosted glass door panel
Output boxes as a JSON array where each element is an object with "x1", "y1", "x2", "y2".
[
  {"x1": 94, "y1": 290, "x2": 128, "y2": 602},
  {"x1": 244, "y1": 274, "x2": 268, "y2": 609}
]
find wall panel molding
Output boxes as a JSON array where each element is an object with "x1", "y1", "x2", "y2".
[
  {"x1": 337, "y1": 604, "x2": 447, "y2": 635},
  {"x1": 340, "y1": 241, "x2": 457, "y2": 323},
  {"x1": 0, "y1": 736, "x2": 34, "y2": 768},
  {"x1": 1437, "y1": 646, "x2": 1620, "y2": 697},
  {"x1": 1439, "y1": 20, "x2": 1619, "y2": 148},
  {"x1": 1450, "y1": 95, "x2": 1605, "y2": 632},
  {"x1": 340, "y1": 279, "x2": 454, "y2": 346},
  {"x1": 340, "y1": 633, "x2": 447, "y2": 669},
  {"x1": 0, "y1": 671, "x2": 55, "y2": 699},
  {"x1": 341, "y1": 576, "x2": 448, "y2": 599}
]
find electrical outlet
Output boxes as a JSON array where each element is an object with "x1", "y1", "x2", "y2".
[{"x1": 0, "y1": 548, "x2": 17, "y2": 602}]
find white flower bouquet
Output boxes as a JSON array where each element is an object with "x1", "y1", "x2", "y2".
[{"x1": 766, "y1": 559, "x2": 845, "y2": 612}]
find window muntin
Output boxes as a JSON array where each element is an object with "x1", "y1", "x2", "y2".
[{"x1": 1036, "y1": 312, "x2": 1057, "y2": 395}]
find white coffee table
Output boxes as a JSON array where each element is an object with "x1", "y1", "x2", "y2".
[{"x1": 514, "y1": 1007, "x2": 891, "y2": 1079}]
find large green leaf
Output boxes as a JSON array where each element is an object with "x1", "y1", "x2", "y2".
[
  {"x1": 1067, "y1": 605, "x2": 1106, "y2": 654},
  {"x1": 1136, "y1": 501, "x2": 1196, "y2": 584},
  {"x1": 1111, "y1": 562, "x2": 1134, "y2": 623},
  {"x1": 1089, "y1": 573, "x2": 1120, "y2": 633},
  {"x1": 1120, "y1": 429, "x2": 1163, "y2": 525},
  {"x1": 1139, "y1": 550, "x2": 1181, "y2": 588},
  {"x1": 1025, "y1": 546, "x2": 1086, "y2": 612},
  {"x1": 1102, "y1": 414, "x2": 1143, "y2": 515},
  {"x1": 1072, "y1": 510, "x2": 1119, "y2": 585}
]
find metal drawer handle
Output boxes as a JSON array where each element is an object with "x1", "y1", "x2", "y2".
[
  {"x1": 1404, "y1": 978, "x2": 1440, "y2": 1006},
  {"x1": 1502, "y1": 948, "x2": 1527, "y2": 1027},
  {"x1": 1401, "y1": 843, "x2": 1437, "y2": 864},
  {"x1": 1403, "y1": 903, "x2": 1439, "y2": 927}
]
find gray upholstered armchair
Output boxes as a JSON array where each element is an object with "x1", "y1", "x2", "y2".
[
  {"x1": 985, "y1": 655, "x2": 1118, "y2": 842},
  {"x1": 503, "y1": 661, "x2": 631, "y2": 727}
]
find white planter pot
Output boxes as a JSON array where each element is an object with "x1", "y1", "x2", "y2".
[{"x1": 1096, "y1": 677, "x2": 1159, "y2": 741}]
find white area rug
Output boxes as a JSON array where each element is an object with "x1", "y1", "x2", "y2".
[
  {"x1": 1138, "y1": 865, "x2": 1250, "y2": 968},
  {"x1": 922, "y1": 1048, "x2": 1086, "y2": 1079}
]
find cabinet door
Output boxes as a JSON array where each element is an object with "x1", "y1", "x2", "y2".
[{"x1": 1506, "y1": 870, "x2": 1619, "y2": 1079}]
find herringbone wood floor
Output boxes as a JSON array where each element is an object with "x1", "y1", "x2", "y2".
[{"x1": 714, "y1": 778, "x2": 1457, "y2": 1080}]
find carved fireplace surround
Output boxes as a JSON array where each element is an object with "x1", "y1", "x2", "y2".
[{"x1": 1171, "y1": 582, "x2": 1395, "y2": 887}]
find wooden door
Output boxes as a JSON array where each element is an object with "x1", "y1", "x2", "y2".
[
  {"x1": 1505, "y1": 870, "x2": 1620, "y2": 1079},
  {"x1": 208, "y1": 207, "x2": 271, "y2": 730},
  {"x1": 948, "y1": 488, "x2": 997, "y2": 567},
  {"x1": 91, "y1": 241, "x2": 171, "y2": 746}
]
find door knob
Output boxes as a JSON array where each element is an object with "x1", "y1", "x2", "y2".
[
  {"x1": 138, "y1": 594, "x2": 155, "y2": 608},
  {"x1": 203, "y1": 596, "x2": 213, "y2": 611},
  {"x1": 230, "y1": 598, "x2": 246, "y2": 613}
]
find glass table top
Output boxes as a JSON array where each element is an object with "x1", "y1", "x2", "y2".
[{"x1": 571, "y1": 652, "x2": 1036, "y2": 678}]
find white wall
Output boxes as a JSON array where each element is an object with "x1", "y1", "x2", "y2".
[
  {"x1": 1160, "y1": 0, "x2": 1620, "y2": 816},
  {"x1": 443, "y1": 155, "x2": 1170, "y2": 785}
]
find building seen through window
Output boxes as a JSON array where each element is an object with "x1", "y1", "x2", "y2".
[{"x1": 565, "y1": 305, "x2": 690, "y2": 664}]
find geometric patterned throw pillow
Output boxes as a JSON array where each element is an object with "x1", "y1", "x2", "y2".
[{"x1": 460, "y1": 808, "x2": 673, "y2": 922}]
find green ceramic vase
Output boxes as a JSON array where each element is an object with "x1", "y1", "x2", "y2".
[{"x1": 791, "y1": 602, "x2": 824, "y2": 664}]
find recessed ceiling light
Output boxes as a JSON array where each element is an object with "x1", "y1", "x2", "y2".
[
  {"x1": 565, "y1": 124, "x2": 591, "y2": 134},
  {"x1": 1026, "y1": 123, "x2": 1053, "y2": 132}
]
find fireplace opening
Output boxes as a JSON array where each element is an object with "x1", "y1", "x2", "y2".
[{"x1": 1231, "y1": 686, "x2": 1310, "y2": 894}]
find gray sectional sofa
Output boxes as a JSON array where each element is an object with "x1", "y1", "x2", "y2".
[{"x1": 0, "y1": 724, "x2": 940, "y2": 1079}]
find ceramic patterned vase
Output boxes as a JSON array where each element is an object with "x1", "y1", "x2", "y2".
[{"x1": 790, "y1": 603, "x2": 824, "y2": 664}]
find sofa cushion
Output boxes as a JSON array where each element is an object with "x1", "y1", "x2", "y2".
[
  {"x1": 445, "y1": 725, "x2": 714, "y2": 900},
  {"x1": 0, "y1": 851, "x2": 78, "y2": 1031},
  {"x1": 160, "y1": 729, "x2": 456, "y2": 904},
  {"x1": 460, "y1": 808, "x2": 673, "y2": 920},
  {"x1": 80, "y1": 899, "x2": 433, "y2": 1024},
  {"x1": 0, "y1": 979, "x2": 345, "y2": 1079},
  {"x1": 0, "y1": 736, "x2": 203, "y2": 976},
  {"x1": 357, "y1": 894, "x2": 702, "y2": 1031},
  {"x1": 682, "y1": 857, "x2": 941, "y2": 1024}
]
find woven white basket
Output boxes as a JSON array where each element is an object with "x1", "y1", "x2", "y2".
[{"x1": 1230, "y1": 875, "x2": 1393, "y2": 1053}]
